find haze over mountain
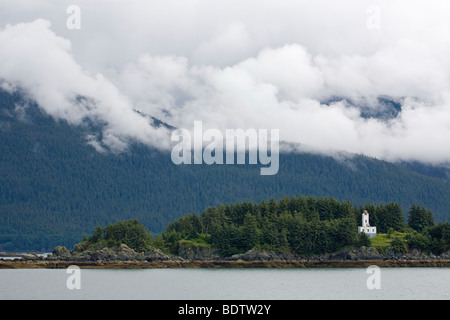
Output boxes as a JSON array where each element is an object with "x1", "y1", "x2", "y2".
[{"x1": 1, "y1": 1, "x2": 450, "y2": 164}]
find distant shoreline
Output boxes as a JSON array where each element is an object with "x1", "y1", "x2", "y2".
[{"x1": 2, "y1": 259, "x2": 450, "y2": 269}]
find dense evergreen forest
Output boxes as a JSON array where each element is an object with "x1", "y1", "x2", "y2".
[
  {"x1": 1, "y1": 89, "x2": 450, "y2": 251},
  {"x1": 163, "y1": 196, "x2": 366, "y2": 256},
  {"x1": 82, "y1": 197, "x2": 450, "y2": 257}
]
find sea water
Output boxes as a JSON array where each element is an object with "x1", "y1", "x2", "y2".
[{"x1": 1, "y1": 267, "x2": 449, "y2": 300}]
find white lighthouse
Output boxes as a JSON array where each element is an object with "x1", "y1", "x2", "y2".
[{"x1": 358, "y1": 210, "x2": 377, "y2": 238}]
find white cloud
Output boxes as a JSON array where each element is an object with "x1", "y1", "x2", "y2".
[
  {"x1": 0, "y1": 18, "x2": 171, "y2": 152},
  {"x1": 0, "y1": 0, "x2": 450, "y2": 165}
]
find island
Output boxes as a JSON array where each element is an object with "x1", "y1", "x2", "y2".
[{"x1": 2, "y1": 196, "x2": 450, "y2": 269}]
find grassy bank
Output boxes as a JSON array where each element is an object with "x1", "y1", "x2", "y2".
[{"x1": 370, "y1": 232, "x2": 407, "y2": 251}]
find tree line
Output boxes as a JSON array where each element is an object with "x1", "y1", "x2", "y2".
[
  {"x1": 160, "y1": 196, "x2": 450, "y2": 256},
  {"x1": 78, "y1": 196, "x2": 450, "y2": 257}
]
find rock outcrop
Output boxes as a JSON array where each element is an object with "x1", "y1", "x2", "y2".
[
  {"x1": 145, "y1": 248, "x2": 174, "y2": 262},
  {"x1": 177, "y1": 243, "x2": 219, "y2": 260},
  {"x1": 52, "y1": 246, "x2": 71, "y2": 258},
  {"x1": 45, "y1": 244, "x2": 174, "y2": 262},
  {"x1": 228, "y1": 249, "x2": 300, "y2": 261},
  {"x1": 15, "y1": 244, "x2": 450, "y2": 264},
  {"x1": 335, "y1": 246, "x2": 384, "y2": 261}
]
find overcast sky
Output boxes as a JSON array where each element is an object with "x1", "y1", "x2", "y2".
[{"x1": 0, "y1": 0, "x2": 449, "y2": 164}]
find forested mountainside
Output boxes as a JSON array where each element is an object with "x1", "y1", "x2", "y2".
[{"x1": 0, "y1": 89, "x2": 449, "y2": 251}]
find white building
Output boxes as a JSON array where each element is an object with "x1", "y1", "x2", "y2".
[{"x1": 358, "y1": 210, "x2": 377, "y2": 238}]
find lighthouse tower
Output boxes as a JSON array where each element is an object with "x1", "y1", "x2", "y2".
[{"x1": 358, "y1": 210, "x2": 377, "y2": 238}]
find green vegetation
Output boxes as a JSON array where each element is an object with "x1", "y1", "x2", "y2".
[
  {"x1": 80, "y1": 219, "x2": 158, "y2": 252},
  {"x1": 370, "y1": 231, "x2": 407, "y2": 251},
  {"x1": 178, "y1": 234, "x2": 212, "y2": 248},
  {"x1": 75, "y1": 197, "x2": 450, "y2": 258},
  {"x1": 407, "y1": 223, "x2": 450, "y2": 255},
  {"x1": 1, "y1": 89, "x2": 450, "y2": 252},
  {"x1": 160, "y1": 196, "x2": 450, "y2": 257},
  {"x1": 408, "y1": 204, "x2": 435, "y2": 232},
  {"x1": 161, "y1": 196, "x2": 359, "y2": 256}
]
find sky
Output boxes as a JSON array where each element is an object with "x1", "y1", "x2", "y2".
[{"x1": 0, "y1": 0, "x2": 450, "y2": 165}]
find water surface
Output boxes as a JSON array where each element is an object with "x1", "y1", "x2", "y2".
[{"x1": 1, "y1": 267, "x2": 449, "y2": 300}]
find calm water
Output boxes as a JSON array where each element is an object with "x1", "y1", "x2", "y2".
[{"x1": 1, "y1": 267, "x2": 450, "y2": 300}]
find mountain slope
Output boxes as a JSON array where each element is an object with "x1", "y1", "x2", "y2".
[{"x1": 0, "y1": 90, "x2": 449, "y2": 251}]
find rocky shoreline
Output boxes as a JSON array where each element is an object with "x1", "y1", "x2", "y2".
[
  {"x1": 2, "y1": 245, "x2": 450, "y2": 269},
  {"x1": 2, "y1": 259, "x2": 450, "y2": 269}
]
